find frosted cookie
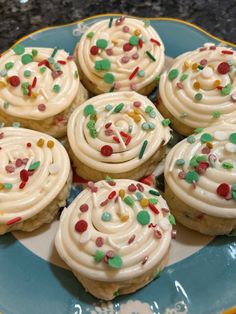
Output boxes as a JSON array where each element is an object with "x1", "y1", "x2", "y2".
[
  {"x1": 158, "y1": 44, "x2": 236, "y2": 136},
  {"x1": 55, "y1": 179, "x2": 173, "y2": 300},
  {"x1": 164, "y1": 122, "x2": 236, "y2": 235},
  {"x1": 0, "y1": 45, "x2": 88, "y2": 138},
  {"x1": 0, "y1": 127, "x2": 71, "y2": 235},
  {"x1": 75, "y1": 17, "x2": 165, "y2": 95},
  {"x1": 67, "y1": 91, "x2": 171, "y2": 181}
]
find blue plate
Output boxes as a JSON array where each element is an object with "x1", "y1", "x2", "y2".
[{"x1": 0, "y1": 15, "x2": 236, "y2": 314}]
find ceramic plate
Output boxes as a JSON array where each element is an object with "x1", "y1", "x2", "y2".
[{"x1": 0, "y1": 15, "x2": 236, "y2": 314}]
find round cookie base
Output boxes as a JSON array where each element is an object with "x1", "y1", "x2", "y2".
[
  {"x1": 69, "y1": 144, "x2": 166, "y2": 181},
  {"x1": 0, "y1": 84, "x2": 88, "y2": 138},
  {"x1": 0, "y1": 171, "x2": 72, "y2": 235},
  {"x1": 165, "y1": 182, "x2": 236, "y2": 236},
  {"x1": 156, "y1": 97, "x2": 195, "y2": 136},
  {"x1": 72, "y1": 249, "x2": 170, "y2": 300}
]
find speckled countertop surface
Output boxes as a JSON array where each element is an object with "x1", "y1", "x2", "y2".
[{"x1": 0, "y1": 0, "x2": 235, "y2": 51}]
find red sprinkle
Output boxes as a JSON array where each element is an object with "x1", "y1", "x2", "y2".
[
  {"x1": 100, "y1": 199, "x2": 109, "y2": 207},
  {"x1": 120, "y1": 131, "x2": 129, "y2": 138},
  {"x1": 162, "y1": 208, "x2": 169, "y2": 215},
  {"x1": 106, "y1": 250, "x2": 115, "y2": 258},
  {"x1": 95, "y1": 237, "x2": 104, "y2": 247},
  {"x1": 142, "y1": 256, "x2": 148, "y2": 265},
  {"x1": 154, "y1": 229, "x2": 162, "y2": 239},
  {"x1": 38, "y1": 104, "x2": 46, "y2": 112},
  {"x1": 19, "y1": 181, "x2": 27, "y2": 189},
  {"x1": 149, "y1": 203, "x2": 159, "y2": 214},
  {"x1": 217, "y1": 62, "x2": 230, "y2": 74},
  {"x1": 221, "y1": 50, "x2": 234, "y2": 55},
  {"x1": 6, "y1": 217, "x2": 22, "y2": 226},
  {"x1": 138, "y1": 38, "x2": 143, "y2": 48},
  {"x1": 105, "y1": 122, "x2": 112, "y2": 129},
  {"x1": 196, "y1": 162, "x2": 209, "y2": 175},
  {"x1": 27, "y1": 85, "x2": 32, "y2": 96},
  {"x1": 113, "y1": 136, "x2": 120, "y2": 143},
  {"x1": 150, "y1": 38, "x2": 161, "y2": 46},
  {"x1": 108, "y1": 191, "x2": 116, "y2": 200},
  {"x1": 20, "y1": 169, "x2": 29, "y2": 182},
  {"x1": 148, "y1": 223, "x2": 157, "y2": 228},
  {"x1": 125, "y1": 136, "x2": 132, "y2": 146},
  {"x1": 51, "y1": 71, "x2": 63, "y2": 79},
  {"x1": 26, "y1": 142, "x2": 32, "y2": 148},
  {"x1": 15, "y1": 159, "x2": 23, "y2": 167},
  {"x1": 178, "y1": 171, "x2": 186, "y2": 179},
  {"x1": 100, "y1": 145, "x2": 113, "y2": 157},
  {"x1": 32, "y1": 77, "x2": 37, "y2": 88},
  {"x1": 38, "y1": 59, "x2": 50, "y2": 67},
  {"x1": 128, "y1": 234, "x2": 136, "y2": 244},
  {"x1": 216, "y1": 183, "x2": 230, "y2": 198},
  {"x1": 137, "y1": 183, "x2": 144, "y2": 192},
  {"x1": 75, "y1": 219, "x2": 88, "y2": 233},
  {"x1": 129, "y1": 66, "x2": 139, "y2": 80},
  {"x1": 199, "y1": 47, "x2": 207, "y2": 51},
  {"x1": 106, "y1": 48, "x2": 113, "y2": 56},
  {"x1": 90, "y1": 45, "x2": 99, "y2": 55},
  {"x1": 5, "y1": 165, "x2": 15, "y2": 173},
  {"x1": 79, "y1": 204, "x2": 89, "y2": 212},
  {"x1": 123, "y1": 43, "x2": 133, "y2": 52},
  {"x1": 9, "y1": 76, "x2": 20, "y2": 87},
  {"x1": 57, "y1": 60, "x2": 66, "y2": 64},
  {"x1": 128, "y1": 184, "x2": 137, "y2": 192}
]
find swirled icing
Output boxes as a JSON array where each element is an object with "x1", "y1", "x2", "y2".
[
  {"x1": 165, "y1": 122, "x2": 236, "y2": 218},
  {"x1": 67, "y1": 91, "x2": 171, "y2": 173},
  {"x1": 0, "y1": 46, "x2": 79, "y2": 119},
  {"x1": 76, "y1": 17, "x2": 165, "y2": 92},
  {"x1": 55, "y1": 179, "x2": 172, "y2": 281},
  {"x1": 159, "y1": 43, "x2": 236, "y2": 129},
  {"x1": 0, "y1": 127, "x2": 70, "y2": 224}
]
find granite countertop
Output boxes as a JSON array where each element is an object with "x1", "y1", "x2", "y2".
[{"x1": 0, "y1": 0, "x2": 236, "y2": 52}]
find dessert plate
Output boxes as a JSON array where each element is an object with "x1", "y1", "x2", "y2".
[{"x1": 0, "y1": 15, "x2": 236, "y2": 314}]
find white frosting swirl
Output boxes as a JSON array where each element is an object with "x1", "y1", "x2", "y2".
[
  {"x1": 159, "y1": 44, "x2": 236, "y2": 129},
  {"x1": 165, "y1": 122, "x2": 236, "y2": 218},
  {"x1": 0, "y1": 127, "x2": 70, "y2": 223},
  {"x1": 67, "y1": 91, "x2": 171, "y2": 173},
  {"x1": 77, "y1": 17, "x2": 165, "y2": 92},
  {"x1": 0, "y1": 47, "x2": 79, "y2": 119},
  {"x1": 55, "y1": 179, "x2": 172, "y2": 281}
]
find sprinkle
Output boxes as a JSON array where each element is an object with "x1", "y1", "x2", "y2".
[
  {"x1": 217, "y1": 62, "x2": 230, "y2": 74},
  {"x1": 137, "y1": 210, "x2": 151, "y2": 225},
  {"x1": 23, "y1": 70, "x2": 31, "y2": 78},
  {"x1": 101, "y1": 145, "x2": 113, "y2": 156},
  {"x1": 221, "y1": 50, "x2": 234, "y2": 55},
  {"x1": 222, "y1": 162, "x2": 234, "y2": 169},
  {"x1": 119, "y1": 189, "x2": 125, "y2": 199},
  {"x1": 220, "y1": 84, "x2": 232, "y2": 96},
  {"x1": 50, "y1": 47, "x2": 58, "y2": 58},
  {"x1": 13, "y1": 45, "x2": 25, "y2": 55},
  {"x1": 140, "y1": 198, "x2": 149, "y2": 207},
  {"x1": 114, "y1": 103, "x2": 124, "y2": 113},
  {"x1": 32, "y1": 77, "x2": 37, "y2": 88},
  {"x1": 176, "y1": 82, "x2": 184, "y2": 89},
  {"x1": 124, "y1": 196, "x2": 134, "y2": 207},
  {"x1": 137, "y1": 183, "x2": 144, "y2": 192},
  {"x1": 108, "y1": 255, "x2": 123, "y2": 269},
  {"x1": 142, "y1": 122, "x2": 149, "y2": 130},
  {"x1": 90, "y1": 45, "x2": 99, "y2": 55},
  {"x1": 94, "y1": 250, "x2": 105, "y2": 262},
  {"x1": 162, "y1": 119, "x2": 171, "y2": 126},
  {"x1": 138, "y1": 38, "x2": 143, "y2": 48},
  {"x1": 175, "y1": 159, "x2": 185, "y2": 167},
  {"x1": 21, "y1": 54, "x2": 33, "y2": 65},
  {"x1": 212, "y1": 111, "x2": 221, "y2": 118},
  {"x1": 145, "y1": 51, "x2": 156, "y2": 61},
  {"x1": 142, "y1": 256, "x2": 149, "y2": 265},
  {"x1": 29, "y1": 161, "x2": 40, "y2": 170},
  {"x1": 138, "y1": 69, "x2": 145, "y2": 77},
  {"x1": 216, "y1": 183, "x2": 230, "y2": 198},
  {"x1": 134, "y1": 29, "x2": 141, "y2": 36},
  {"x1": 4, "y1": 183, "x2": 13, "y2": 189},
  {"x1": 9, "y1": 76, "x2": 20, "y2": 87},
  {"x1": 192, "y1": 63, "x2": 198, "y2": 71},
  {"x1": 86, "y1": 32, "x2": 94, "y2": 38},
  {"x1": 128, "y1": 184, "x2": 137, "y2": 192},
  {"x1": 129, "y1": 66, "x2": 139, "y2": 80},
  {"x1": 123, "y1": 43, "x2": 133, "y2": 52},
  {"x1": 169, "y1": 214, "x2": 176, "y2": 225},
  {"x1": 149, "y1": 198, "x2": 158, "y2": 204},
  {"x1": 47, "y1": 140, "x2": 54, "y2": 148},
  {"x1": 144, "y1": 19, "x2": 150, "y2": 27},
  {"x1": 84, "y1": 104, "x2": 96, "y2": 116},
  {"x1": 129, "y1": 36, "x2": 139, "y2": 46},
  {"x1": 0, "y1": 69, "x2": 7, "y2": 77},
  {"x1": 108, "y1": 191, "x2": 116, "y2": 200},
  {"x1": 150, "y1": 38, "x2": 161, "y2": 46},
  {"x1": 194, "y1": 127, "x2": 203, "y2": 134},
  {"x1": 100, "y1": 199, "x2": 109, "y2": 207},
  {"x1": 106, "y1": 48, "x2": 113, "y2": 56},
  {"x1": 53, "y1": 84, "x2": 61, "y2": 93},
  {"x1": 168, "y1": 69, "x2": 179, "y2": 80},
  {"x1": 96, "y1": 39, "x2": 108, "y2": 49},
  {"x1": 149, "y1": 203, "x2": 159, "y2": 214},
  {"x1": 123, "y1": 25, "x2": 129, "y2": 32},
  {"x1": 125, "y1": 135, "x2": 132, "y2": 145},
  {"x1": 200, "y1": 133, "x2": 213, "y2": 143},
  {"x1": 6, "y1": 217, "x2": 22, "y2": 225},
  {"x1": 37, "y1": 138, "x2": 45, "y2": 147},
  {"x1": 95, "y1": 237, "x2": 104, "y2": 247},
  {"x1": 75, "y1": 219, "x2": 88, "y2": 233},
  {"x1": 5, "y1": 62, "x2": 14, "y2": 70},
  {"x1": 32, "y1": 49, "x2": 38, "y2": 58},
  {"x1": 193, "y1": 81, "x2": 201, "y2": 90},
  {"x1": 40, "y1": 66, "x2": 46, "y2": 73},
  {"x1": 128, "y1": 234, "x2": 136, "y2": 244},
  {"x1": 194, "y1": 93, "x2": 203, "y2": 101},
  {"x1": 149, "y1": 189, "x2": 160, "y2": 196},
  {"x1": 154, "y1": 230, "x2": 162, "y2": 239},
  {"x1": 38, "y1": 104, "x2": 46, "y2": 112},
  {"x1": 229, "y1": 133, "x2": 236, "y2": 144},
  {"x1": 103, "y1": 73, "x2": 115, "y2": 84},
  {"x1": 101, "y1": 212, "x2": 112, "y2": 222},
  {"x1": 180, "y1": 73, "x2": 188, "y2": 81},
  {"x1": 139, "y1": 140, "x2": 148, "y2": 159},
  {"x1": 95, "y1": 59, "x2": 111, "y2": 71},
  {"x1": 185, "y1": 171, "x2": 199, "y2": 184}
]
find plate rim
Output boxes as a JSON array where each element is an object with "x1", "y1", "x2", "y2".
[{"x1": 1, "y1": 13, "x2": 236, "y2": 55}]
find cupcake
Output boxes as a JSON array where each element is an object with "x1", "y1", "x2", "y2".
[
  {"x1": 0, "y1": 45, "x2": 88, "y2": 138},
  {"x1": 164, "y1": 122, "x2": 236, "y2": 235},
  {"x1": 75, "y1": 16, "x2": 165, "y2": 95},
  {"x1": 55, "y1": 178, "x2": 173, "y2": 300},
  {"x1": 158, "y1": 44, "x2": 236, "y2": 136},
  {"x1": 0, "y1": 127, "x2": 71, "y2": 234},
  {"x1": 67, "y1": 91, "x2": 171, "y2": 181}
]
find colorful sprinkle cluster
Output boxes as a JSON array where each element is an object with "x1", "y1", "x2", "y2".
[
  {"x1": 176, "y1": 130, "x2": 236, "y2": 201},
  {"x1": 86, "y1": 16, "x2": 160, "y2": 91}
]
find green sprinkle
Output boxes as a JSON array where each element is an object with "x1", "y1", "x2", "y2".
[
  {"x1": 194, "y1": 127, "x2": 204, "y2": 134},
  {"x1": 194, "y1": 93, "x2": 203, "y2": 101},
  {"x1": 23, "y1": 88, "x2": 28, "y2": 95},
  {"x1": 198, "y1": 65, "x2": 204, "y2": 70},
  {"x1": 105, "y1": 175, "x2": 112, "y2": 182},
  {"x1": 196, "y1": 155, "x2": 208, "y2": 162},
  {"x1": 94, "y1": 250, "x2": 105, "y2": 263},
  {"x1": 95, "y1": 59, "x2": 111, "y2": 71},
  {"x1": 187, "y1": 135, "x2": 196, "y2": 144},
  {"x1": 4, "y1": 183, "x2": 13, "y2": 189},
  {"x1": 40, "y1": 67, "x2": 46, "y2": 73},
  {"x1": 137, "y1": 210, "x2": 151, "y2": 225},
  {"x1": 101, "y1": 212, "x2": 112, "y2": 221},
  {"x1": 189, "y1": 156, "x2": 198, "y2": 167},
  {"x1": 24, "y1": 70, "x2": 31, "y2": 77},
  {"x1": 74, "y1": 70, "x2": 79, "y2": 79},
  {"x1": 232, "y1": 191, "x2": 236, "y2": 201},
  {"x1": 3, "y1": 101, "x2": 10, "y2": 109},
  {"x1": 162, "y1": 119, "x2": 171, "y2": 126},
  {"x1": 135, "y1": 192, "x2": 143, "y2": 201},
  {"x1": 114, "y1": 103, "x2": 124, "y2": 113},
  {"x1": 129, "y1": 35, "x2": 139, "y2": 46},
  {"x1": 229, "y1": 133, "x2": 236, "y2": 144},
  {"x1": 53, "y1": 84, "x2": 61, "y2": 93},
  {"x1": 232, "y1": 184, "x2": 236, "y2": 192},
  {"x1": 149, "y1": 111, "x2": 156, "y2": 118},
  {"x1": 220, "y1": 84, "x2": 232, "y2": 96},
  {"x1": 13, "y1": 44, "x2": 25, "y2": 55},
  {"x1": 168, "y1": 69, "x2": 179, "y2": 80},
  {"x1": 5, "y1": 62, "x2": 14, "y2": 70},
  {"x1": 53, "y1": 63, "x2": 61, "y2": 71},
  {"x1": 108, "y1": 17, "x2": 113, "y2": 28},
  {"x1": 212, "y1": 111, "x2": 221, "y2": 118},
  {"x1": 148, "y1": 122, "x2": 155, "y2": 129},
  {"x1": 168, "y1": 214, "x2": 176, "y2": 225},
  {"x1": 139, "y1": 140, "x2": 148, "y2": 159},
  {"x1": 144, "y1": 20, "x2": 150, "y2": 27},
  {"x1": 200, "y1": 133, "x2": 213, "y2": 143},
  {"x1": 21, "y1": 82, "x2": 29, "y2": 89},
  {"x1": 51, "y1": 47, "x2": 58, "y2": 58},
  {"x1": 89, "y1": 128, "x2": 97, "y2": 138},
  {"x1": 32, "y1": 49, "x2": 38, "y2": 58},
  {"x1": 86, "y1": 32, "x2": 94, "y2": 38},
  {"x1": 138, "y1": 69, "x2": 145, "y2": 77},
  {"x1": 96, "y1": 39, "x2": 108, "y2": 49},
  {"x1": 21, "y1": 54, "x2": 33, "y2": 65},
  {"x1": 87, "y1": 120, "x2": 96, "y2": 129},
  {"x1": 84, "y1": 104, "x2": 97, "y2": 117},
  {"x1": 145, "y1": 106, "x2": 153, "y2": 113},
  {"x1": 149, "y1": 189, "x2": 160, "y2": 196},
  {"x1": 108, "y1": 255, "x2": 123, "y2": 269},
  {"x1": 149, "y1": 198, "x2": 158, "y2": 204},
  {"x1": 175, "y1": 159, "x2": 185, "y2": 167},
  {"x1": 142, "y1": 122, "x2": 149, "y2": 130},
  {"x1": 12, "y1": 122, "x2": 20, "y2": 128},
  {"x1": 145, "y1": 50, "x2": 156, "y2": 62},
  {"x1": 180, "y1": 73, "x2": 188, "y2": 81},
  {"x1": 105, "y1": 104, "x2": 113, "y2": 111},
  {"x1": 185, "y1": 171, "x2": 199, "y2": 184},
  {"x1": 29, "y1": 161, "x2": 40, "y2": 170},
  {"x1": 103, "y1": 73, "x2": 115, "y2": 84},
  {"x1": 124, "y1": 196, "x2": 134, "y2": 207},
  {"x1": 222, "y1": 162, "x2": 234, "y2": 169}
]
